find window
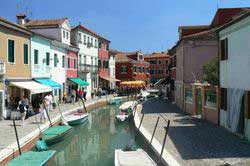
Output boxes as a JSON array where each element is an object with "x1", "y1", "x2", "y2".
[
  {"x1": 91, "y1": 38, "x2": 93, "y2": 45},
  {"x1": 84, "y1": 56, "x2": 87, "y2": 64},
  {"x1": 62, "y1": 56, "x2": 65, "y2": 68},
  {"x1": 121, "y1": 66, "x2": 127, "y2": 73},
  {"x1": 158, "y1": 69, "x2": 163, "y2": 74},
  {"x1": 87, "y1": 37, "x2": 90, "y2": 43},
  {"x1": 66, "y1": 32, "x2": 69, "y2": 39},
  {"x1": 8, "y1": 39, "x2": 15, "y2": 63},
  {"x1": 146, "y1": 68, "x2": 149, "y2": 73},
  {"x1": 91, "y1": 57, "x2": 93, "y2": 66},
  {"x1": 74, "y1": 59, "x2": 77, "y2": 69},
  {"x1": 220, "y1": 38, "x2": 228, "y2": 61},
  {"x1": 205, "y1": 90, "x2": 217, "y2": 108},
  {"x1": 98, "y1": 60, "x2": 102, "y2": 68},
  {"x1": 84, "y1": 35, "x2": 86, "y2": 44},
  {"x1": 95, "y1": 58, "x2": 97, "y2": 66},
  {"x1": 46, "y1": 52, "x2": 50, "y2": 66},
  {"x1": 54, "y1": 89, "x2": 58, "y2": 96},
  {"x1": 133, "y1": 66, "x2": 137, "y2": 72},
  {"x1": 54, "y1": 54, "x2": 58, "y2": 67},
  {"x1": 63, "y1": 30, "x2": 65, "y2": 38},
  {"x1": 98, "y1": 42, "x2": 101, "y2": 49},
  {"x1": 220, "y1": 88, "x2": 227, "y2": 110},
  {"x1": 158, "y1": 60, "x2": 162, "y2": 64},
  {"x1": 34, "y1": 49, "x2": 39, "y2": 64},
  {"x1": 142, "y1": 67, "x2": 145, "y2": 73},
  {"x1": 68, "y1": 58, "x2": 70, "y2": 68},
  {"x1": 185, "y1": 89, "x2": 193, "y2": 103},
  {"x1": 78, "y1": 33, "x2": 81, "y2": 43},
  {"x1": 95, "y1": 39, "x2": 97, "y2": 47},
  {"x1": 23, "y1": 44, "x2": 28, "y2": 64}
]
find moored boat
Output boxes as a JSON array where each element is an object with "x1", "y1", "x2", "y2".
[
  {"x1": 114, "y1": 149, "x2": 156, "y2": 166},
  {"x1": 115, "y1": 114, "x2": 129, "y2": 123},
  {"x1": 7, "y1": 150, "x2": 56, "y2": 166},
  {"x1": 64, "y1": 113, "x2": 88, "y2": 126},
  {"x1": 119, "y1": 101, "x2": 137, "y2": 113},
  {"x1": 42, "y1": 125, "x2": 72, "y2": 145},
  {"x1": 108, "y1": 97, "x2": 123, "y2": 105}
]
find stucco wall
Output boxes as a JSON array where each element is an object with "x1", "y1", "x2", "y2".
[
  {"x1": 32, "y1": 28, "x2": 60, "y2": 42},
  {"x1": 31, "y1": 35, "x2": 51, "y2": 78},
  {"x1": 220, "y1": 15, "x2": 250, "y2": 90},
  {"x1": 183, "y1": 40, "x2": 218, "y2": 83},
  {"x1": 0, "y1": 25, "x2": 31, "y2": 79}
]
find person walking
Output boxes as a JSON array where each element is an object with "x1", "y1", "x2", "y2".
[
  {"x1": 39, "y1": 101, "x2": 47, "y2": 123},
  {"x1": 71, "y1": 89, "x2": 76, "y2": 104},
  {"x1": 17, "y1": 97, "x2": 27, "y2": 126},
  {"x1": 91, "y1": 89, "x2": 95, "y2": 99},
  {"x1": 83, "y1": 87, "x2": 87, "y2": 101}
]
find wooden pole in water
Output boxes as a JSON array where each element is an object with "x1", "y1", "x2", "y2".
[
  {"x1": 12, "y1": 119, "x2": 21, "y2": 155},
  {"x1": 161, "y1": 120, "x2": 170, "y2": 156},
  {"x1": 81, "y1": 97, "x2": 87, "y2": 113},
  {"x1": 43, "y1": 103, "x2": 52, "y2": 127}
]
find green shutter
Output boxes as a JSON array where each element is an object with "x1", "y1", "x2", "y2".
[
  {"x1": 54, "y1": 54, "x2": 57, "y2": 67},
  {"x1": 23, "y1": 44, "x2": 28, "y2": 64},
  {"x1": 68, "y1": 58, "x2": 70, "y2": 68},
  {"x1": 8, "y1": 39, "x2": 15, "y2": 63},
  {"x1": 34, "y1": 50, "x2": 39, "y2": 64},
  {"x1": 46, "y1": 52, "x2": 50, "y2": 66},
  {"x1": 62, "y1": 56, "x2": 65, "y2": 68}
]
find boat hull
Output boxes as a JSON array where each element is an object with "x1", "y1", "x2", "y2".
[
  {"x1": 67, "y1": 115, "x2": 88, "y2": 126},
  {"x1": 43, "y1": 126, "x2": 72, "y2": 145}
]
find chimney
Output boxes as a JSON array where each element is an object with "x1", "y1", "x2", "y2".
[{"x1": 16, "y1": 14, "x2": 27, "y2": 25}]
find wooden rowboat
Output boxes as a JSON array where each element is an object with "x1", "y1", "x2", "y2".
[
  {"x1": 64, "y1": 113, "x2": 88, "y2": 126},
  {"x1": 42, "y1": 125, "x2": 72, "y2": 145},
  {"x1": 7, "y1": 150, "x2": 56, "y2": 166}
]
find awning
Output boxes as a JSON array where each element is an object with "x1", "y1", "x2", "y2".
[
  {"x1": 154, "y1": 78, "x2": 167, "y2": 87},
  {"x1": 34, "y1": 78, "x2": 61, "y2": 89},
  {"x1": 100, "y1": 76, "x2": 121, "y2": 82},
  {"x1": 69, "y1": 78, "x2": 89, "y2": 86},
  {"x1": 10, "y1": 81, "x2": 52, "y2": 94}
]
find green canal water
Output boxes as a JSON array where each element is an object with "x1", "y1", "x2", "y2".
[{"x1": 48, "y1": 104, "x2": 138, "y2": 166}]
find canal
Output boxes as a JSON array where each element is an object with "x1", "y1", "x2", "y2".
[{"x1": 48, "y1": 104, "x2": 138, "y2": 166}]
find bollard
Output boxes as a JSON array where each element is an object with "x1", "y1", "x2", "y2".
[
  {"x1": 160, "y1": 120, "x2": 170, "y2": 156},
  {"x1": 150, "y1": 117, "x2": 160, "y2": 144},
  {"x1": 13, "y1": 119, "x2": 21, "y2": 155}
]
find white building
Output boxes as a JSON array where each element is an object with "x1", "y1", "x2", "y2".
[
  {"x1": 71, "y1": 25, "x2": 99, "y2": 98},
  {"x1": 219, "y1": 11, "x2": 250, "y2": 140},
  {"x1": 108, "y1": 50, "x2": 117, "y2": 89}
]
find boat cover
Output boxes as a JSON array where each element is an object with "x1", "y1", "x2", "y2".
[
  {"x1": 115, "y1": 149, "x2": 156, "y2": 166},
  {"x1": 43, "y1": 125, "x2": 72, "y2": 141},
  {"x1": 7, "y1": 150, "x2": 56, "y2": 166}
]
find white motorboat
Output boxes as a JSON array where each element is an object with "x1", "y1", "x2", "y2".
[{"x1": 115, "y1": 149, "x2": 156, "y2": 166}]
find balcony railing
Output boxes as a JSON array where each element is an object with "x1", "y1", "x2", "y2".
[
  {"x1": 0, "y1": 62, "x2": 5, "y2": 75},
  {"x1": 79, "y1": 64, "x2": 98, "y2": 73}
]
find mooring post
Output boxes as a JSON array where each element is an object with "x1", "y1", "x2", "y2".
[
  {"x1": 43, "y1": 103, "x2": 53, "y2": 127},
  {"x1": 81, "y1": 97, "x2": 87, "y2": 113},
  {"x1": 13, "y1": 119, "x2": 21, "y2": 155},
  {"x1": 138, "y1": 113, "x2": 145, "y2": 130},
  {"x1": 150, "y1": 116, "x2": 160, "y2": 144},
  {"x1": 160, "y1": 120, "x2": 170, "y2": 156}
]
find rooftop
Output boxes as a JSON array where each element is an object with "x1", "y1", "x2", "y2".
[{"x1": 24, "y1": 18, "x2": 68, "y2": 28}]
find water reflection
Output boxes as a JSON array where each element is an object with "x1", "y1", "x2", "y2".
[{"x1": 49, "y1": 105, "x2": 137, "y2": 166}]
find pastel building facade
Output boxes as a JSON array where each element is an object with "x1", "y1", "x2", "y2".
[
  {"x1": 71, "y1": 25, "x2": 99, "y2": 98},
  {"x1": 219, "y1": 11, "x2": 250, "y2": 139}
]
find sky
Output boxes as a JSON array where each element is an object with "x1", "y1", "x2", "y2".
[{"x1": 1, "y1": 0, "x2": 250, "y2": 53}]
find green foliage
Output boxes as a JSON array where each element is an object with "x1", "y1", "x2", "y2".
[{"x1": 203, "y1": 58, "x2": 219, "y2": 85}]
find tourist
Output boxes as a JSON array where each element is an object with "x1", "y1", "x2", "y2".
[
  {"x1": 91, "y1": 89, "x2": 95, "y2": 99},
  {"x1": 39, "y1": 101, "x2": 46, "y2": 123},
  {"x1": 78, "y1": 88, "x2": 83, "y2": 101},
  {"x1": 17, "y1": 97, "x2": 27, "y2": 126},
  {"x1": 63, "y1": 92, "x2": 67, "y2": 104},
  {"x1": 83, "y1": 87, "x2": 87, "y2": 101},
  {"x1": 44, "y1": 93, "x2": 52, "y2": 112},
  {"x1": 71, "y1": 89, "x2": 76, "y2": 104}
]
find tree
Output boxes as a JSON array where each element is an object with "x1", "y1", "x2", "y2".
[{"x1": 203, "y1": 57, "x2": 219, "y2": 85}]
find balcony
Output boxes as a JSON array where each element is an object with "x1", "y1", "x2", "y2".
[
  {"x1": 0, "y1": 62, "x2": 5, "y2": 75},
  {"x1": 79, "y1": 64, "x2": 98, "y2": 73}
]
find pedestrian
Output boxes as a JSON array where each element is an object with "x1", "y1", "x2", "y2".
[
  {"x1": 44, "y1": 93, "x2": 52, "y2": 112},
  {"x1": 79, "y1": 88, "x2": 83, "y2": 100},
  {"x1": 71, "y1": 89, "x2": 76, "y2": 104},
  {"x1": 83, "y1": 87, "x2": 87, "y2": 101},
  {"x1": 91, "y1": 89, "x2": 94, "y2": 99},
  {"x1": 63, "y1": 92, "x2": 67, "y2": 104},
  {"x1": 17, "y1": 97, "x2": 27, "y2": 126},
  {"x1": 39, "y1": 101, "x2": 47, "y2": 123}
]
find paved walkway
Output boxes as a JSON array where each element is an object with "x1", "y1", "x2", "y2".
[
  {"x1": 136, "y1": 97, "x2": 250, "y2": 166},
  {"x1": 0, "y1": 95, "x2": 114, "y2": 163}
]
